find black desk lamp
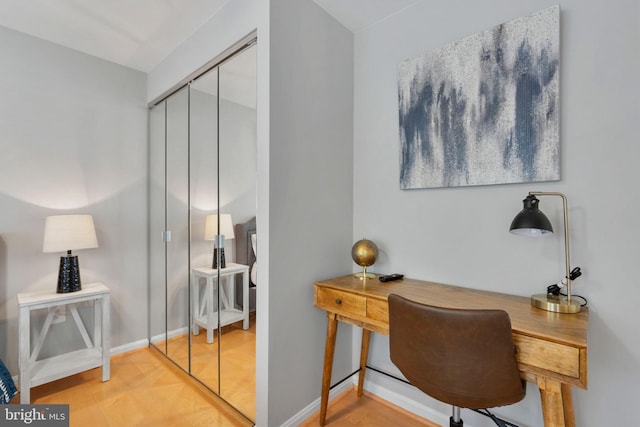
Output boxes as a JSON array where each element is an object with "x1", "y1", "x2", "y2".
[{"x1": 510, "y1": 192, "x2": 581, "y2": 313}]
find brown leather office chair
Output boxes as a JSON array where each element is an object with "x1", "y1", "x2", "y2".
[{"x1": 388, "y1": 294, "x2": 525, "y2": 427}]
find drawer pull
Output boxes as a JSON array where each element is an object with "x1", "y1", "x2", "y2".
[{"x1": 335, "y1": 298, "x2": 342, "y2": 305}]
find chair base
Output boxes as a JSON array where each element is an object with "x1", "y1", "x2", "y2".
[{"x1": 450, "y1": 405, "x2": 463, "y2": 426}]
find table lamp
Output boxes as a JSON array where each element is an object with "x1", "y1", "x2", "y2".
[
  {"x1": 43, "y1": 214, "x2": 98, "y2": 293},
  {"x1": 204, "y1": 214, "x2": 234, "y2": 269},
  {"x1": 509, "y1": 192, "x2": 581, "y2": 313}
]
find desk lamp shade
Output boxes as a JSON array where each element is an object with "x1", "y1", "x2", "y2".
[
  {"x1": 43, "y1": 215, "x2": 98, "y2": 293},
  {"x1": 509, "y1": 192, "x2": 581, "y2": 314},
  {"x1": 204, "y1": 214, "x2": 234, "y2": 269},
  {"x1": 509, "y1": 195, "x2": 553, "y2": 237}
]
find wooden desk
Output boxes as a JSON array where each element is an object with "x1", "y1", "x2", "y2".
[{"x1": 314, "y1": 275, "x2": 588, "y2": 427}]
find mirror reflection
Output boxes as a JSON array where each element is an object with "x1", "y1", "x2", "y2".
[
  {"x1": 148, "y1": 42, "x2": 256, "y2": 421},
  {"x1": 189, "y1": 65, "x2": 221, "y2": 392},
  {"x1": 148, "y1": 86, "x2": 191, "y2": 374},
  {"x1": 165, "y1": 87, "x2": 191, "y2": 374},
  {"x1": 148, "y1": 99, "x2": 166, "y2": 356},
  {"x1": 218, "y1": 45, "x2": 257, "y2": 418}
]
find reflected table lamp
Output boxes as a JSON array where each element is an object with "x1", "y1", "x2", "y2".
[
  {"x1": 509, "y1": 192, "x2": 581, "y2": 313},
  {"x1": 205, "y1": 214, "x2": 234, "y2": 269},
  {"x1": 43, "y1": 214, "x2": 98, "y2": 293}
]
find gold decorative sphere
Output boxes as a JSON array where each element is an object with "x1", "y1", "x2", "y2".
[{"x1": 351, "y1": 239, "x2": 378, "y2": 268}]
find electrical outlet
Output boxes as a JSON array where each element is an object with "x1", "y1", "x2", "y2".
[{"x1": 52, "y1": 306, "x2": 66, "y2": 324}]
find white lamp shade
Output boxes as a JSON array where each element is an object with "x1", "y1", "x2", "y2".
[
  {"x1": 43, "y1": 215, "x2": 98, "y2": 253},
  {"x1": 204, "y1": 214, "x2": 235, "y2": 241}
]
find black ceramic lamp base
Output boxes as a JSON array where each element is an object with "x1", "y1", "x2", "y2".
[
  {"x1": 57, "y1": 255, "x2": 82, "y2": 293},
  {"x1": 212, "y1": 248, "x2": 226, "y2": 269}
]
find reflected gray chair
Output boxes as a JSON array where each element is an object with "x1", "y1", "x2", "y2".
[{"x1": 388, "y1": 294, "x2": 526, "y2": 427}]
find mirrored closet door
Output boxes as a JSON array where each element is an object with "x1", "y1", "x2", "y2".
[
  {"x1": 217, "y1": 45, "x2": 257, "y2": 416},
  {"x1": 148, "y1": 86, "x2": 191, "y2": 376},
  {"x1": 148, "y1": 40, "x2": 257, "y2": 422}
]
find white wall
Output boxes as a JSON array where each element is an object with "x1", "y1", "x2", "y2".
[
  {"x1": 0, "y1": 26, "x2": 148, "y2": 372},
  {"x1": 353, "y1": 0, "x2": 639, "y2": 426}
]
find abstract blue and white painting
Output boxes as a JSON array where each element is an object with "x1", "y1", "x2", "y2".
[{"x1": 398, "y1": 5, "x2": 559, "y2": 189}]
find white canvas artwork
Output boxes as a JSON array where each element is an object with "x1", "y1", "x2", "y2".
[{"x1": 398, "y1": 5, "x2": 560, "y2": 189}]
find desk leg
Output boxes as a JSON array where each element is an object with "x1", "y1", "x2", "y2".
[
  {"x1": 319, "y1": 312, "x2": 338, "y2": 426},
  {"x1": 538, "y1": 377, "x2": 572, "y2": 427},
  {"x1": 561, "y1": 383, "x2": 576, "y2": 427},
  {"x1": 357, "y1": 329, "x2": 371, "y2": 397}
]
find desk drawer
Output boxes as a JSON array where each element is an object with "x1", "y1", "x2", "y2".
[
  {"x1": 514, "y1": 334, "x2": 581, "y2": 378},
  {"x1": 315, "y1": 288, "x2": 366, "y2": 317},
  {"x1": 367, "y1": 298, "x2": 388, "y2": 323}
]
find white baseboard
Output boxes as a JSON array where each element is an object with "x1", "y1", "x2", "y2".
[
  {"x1": 364, "y1": 379, "x2": 450, "y2": 426},
  {"x1": 110, "y1": 338, "x2": 149, "y2": 355},
  {"x1": 149, "y1": 326, "x2": 189, "y2": 344},
  {"x1": 280, "y1": 380, "x2": 353, "y2": 427},
  {"x1": 281, "y1": 373, "x2": 452, "y2": 427},
  {"x1": 361, "y1": 371, "x2": 512, "y2": 427},
  {"x1": 118, "y1": 326, "x2": 188, "y2": 355}
]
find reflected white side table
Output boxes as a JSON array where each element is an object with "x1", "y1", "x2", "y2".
[
  {"x1": 18, "y1": 283, "x2": 110, "y2": 403},
  {"x1": 191, "y1": 263, "x2": 249, "y2": 343}
]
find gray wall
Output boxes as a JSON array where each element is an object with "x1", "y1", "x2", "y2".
[
  {"x1": 353, "y1": 1, "x2": 639, "y2": 426},
  {"x1": 267, "y1": 0, "x2": 354, "y2": 425},
  {"x1": 0, "y1": 27, "x2": 148, "y2": 372}
]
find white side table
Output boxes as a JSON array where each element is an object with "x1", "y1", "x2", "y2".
[
  {"x1": 18, "y1": 283, "x2": 110, "y2": 404},
  {"x1": 192, "y1": 263, "x2": 249, "y2": 343}
]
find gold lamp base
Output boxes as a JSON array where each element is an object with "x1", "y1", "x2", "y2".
[
  {"x1": 531, "y1": 293, "x2": 581, "y2": 314},
  {"x1": 354, "y1": 266, "x2": 376, "y2": 280}
]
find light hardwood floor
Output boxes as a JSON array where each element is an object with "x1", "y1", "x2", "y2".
[
  {"x1": 11, "y1": 315, "x2": 437, "y2": 427},
  {"x1": 12, "y1": 347, "x2": 251, "y2": 427},
  {"x1": 300, "y1": 388, "x2": 439, "y2": 427},
  {"x1": 156, "y1": 313, "x2": 257, "y2": 420}
]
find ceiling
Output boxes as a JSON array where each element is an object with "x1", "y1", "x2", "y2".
[
  {"x1": 0, "y1": 0, "x2": 231, "y2": 72},
  {"x1": 0, "y1": 0, "x2": 419, "y2": 72},
  {"x1": 313, "y1": 0, "x2": 420, "y2": 33}
]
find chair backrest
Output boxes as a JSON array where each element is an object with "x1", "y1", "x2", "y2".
[{"x1": 388, "y1": 294, "x2": 526, "y2": 409}]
